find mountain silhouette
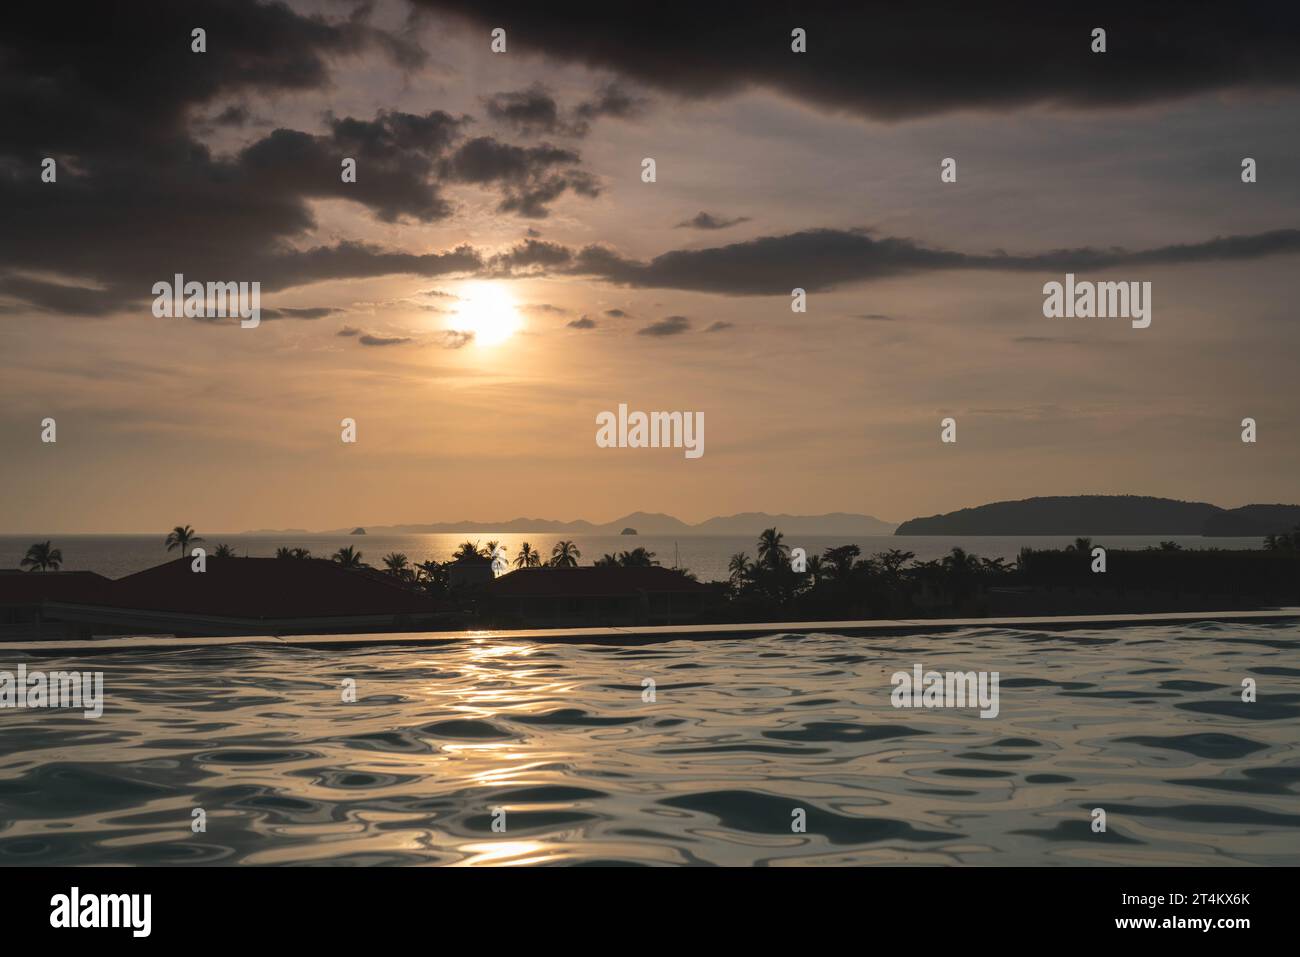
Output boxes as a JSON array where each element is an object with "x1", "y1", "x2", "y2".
[{"x1": 895, "y1": 495, "x2": 1299, "y2": 536}]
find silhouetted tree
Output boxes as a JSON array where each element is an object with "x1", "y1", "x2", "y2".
[
  {"x1": 551, "y1": 540, "x2": 581, "y2": 567},
  {"x1": 332, "y1": 545, "x2": 365, "y2": 568},
  {"x1": 453, "y1": 541, "x2": 482, "y2": 561},
  {"x1": 382, "y1": 552, "x2": 412, "y2": 579},
  {"x1": 618, "y1": 547, "x2": 658, "y2": 567},
  {"x1": 20, "y1": 541, "x2": 62, "y2": 572},
  {"x1": 515, "y1": 542, "x2": 543, "y2": 568},
  {"x1": 756, "y1": 527, "x2": 789, "y2": 570},
  {"x1": 165, "y1": 525, "x2": 203, "y2": 554}
]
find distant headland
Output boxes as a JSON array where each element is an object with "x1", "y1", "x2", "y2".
[{"x1": 895, "y1": 495, "x2": 1300, "y2": 537}]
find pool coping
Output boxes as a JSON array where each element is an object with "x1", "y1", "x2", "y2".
[{"x1": 2, "y1": 607, "x2": 1298, "y2": 654}]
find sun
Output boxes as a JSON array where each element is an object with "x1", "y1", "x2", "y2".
[{"x1": 451, "y1": 282, "x2": 522, "y2": 346}]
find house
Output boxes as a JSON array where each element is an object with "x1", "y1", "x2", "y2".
[
  {"x1": 446, "y1": 554, "x2": 496, "y2": 589},
  {"x1": 482, "y1": 565, "x2": 716, "y2": 627},
  {"x1": 0, "y1": 570, "x2": 114, "y2": 640},
  {"x1": 2, "y1": 558, "x2": 450, "y2": 639}
]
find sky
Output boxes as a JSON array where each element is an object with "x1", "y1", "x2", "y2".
[{"x1": 1, "y1": 0, "x2": 1298, "y2": 534}]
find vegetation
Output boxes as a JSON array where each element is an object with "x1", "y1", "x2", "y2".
[
  {"x1": 550, "y1": 540, "x2": 581, "y2": 567},
  {"x1": 21, "y1": 541, "x2": 63, "y2": 572},
  {"x1": 123, "y1": 527, "x2": 1300, "y2": 620},
  {"x1": 514, "y1": 542, "x2": 543, "y2": 568},
  {"x1": 1264, "y1": 527, "x2": 1300, "y2": 552},
  {"x1": 212, "y1": 543, "x2": 238, "y2": 558},
  {"x1": 164, "y1": 525, "x2": 202, "y2": 554},
  {"x1": 331, "y1": 545, "x2": 366, "y2": 568},
  {"x1": 382, "y1": 552, "x2": 413, "y2": 581}
]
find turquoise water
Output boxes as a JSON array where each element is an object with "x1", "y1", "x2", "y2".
[{"x1": 1, "y1": 621, "x2": 1297, "y2": 866}]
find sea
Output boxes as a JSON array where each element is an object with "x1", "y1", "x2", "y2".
[
  {"x1": 0, "y1": 621, "x2": 1297, "y2": 865},
  {"x1": 0, "y1": 533, "x2": 1265, "y2": 581}
]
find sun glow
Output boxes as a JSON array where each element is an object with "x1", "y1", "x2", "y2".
[{"x1": 451, "y1": 282, "x2": 522, "y2": 346}]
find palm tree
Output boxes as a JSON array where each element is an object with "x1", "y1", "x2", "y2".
[
  {"x1": 804, "y1": 554, "x2": 825, "y2": 584},
  {"x1": 822, "y1": 544, "x2": 861, "y2": 582},
  {"x1": 484, "y1": 541, "x2": 501, "y2": 558},
  {"x1": 415, "y1": 559, "x2": 449, "y2": 596},
  {"x1": 213, "y1": 543, "x2": 237, "y2": 558},
  {"x1": 979, "y1": 556, "x2": 1010, "y2": 575},
  {"x1": 332, "y1": 545, "x2": 365, "y2": 568},
  {"x1": 728, "y1": 551, "x2": 753, "y2": 581},
  {"x1": 165, "y1": 525, "x2": 203, "y2": 554},
  {"x1": 1067, "y1": 537, "x2": 1093, "y2": 554},
  {"x1": 594, "y1": 553, "x2": 619, "y2": 567},
  {"x1": 382, "y1": 552, "x2": 411, "y2": 578},
  {"x1": 275, "y1": 546, "x2": 312, "y2": 559},
  {"x1": 618, "y1": 547, "x2": 659, "y2": 567},
  {"x1": 756, "y1": 527, "x2": 789, "y2": 570},
  {"x1": 20, "y1": 541, "x2": 63, "y2": 572},
  {"x1": 514, "y1": 542, "x2": 543, "y2": 568},
  {"x1": 452, "y1": 540, "x2": 482, "y2": 561},
  {"x1": 551, "y1": 540, "x2": 581, "y2": 567}
]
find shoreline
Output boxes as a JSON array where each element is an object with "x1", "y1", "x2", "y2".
[{"x1": 4, "y1": 606, "x2": 1298, "y2": 654}]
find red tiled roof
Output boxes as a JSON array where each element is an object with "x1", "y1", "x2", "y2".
[
  {"x1": 93, "y1": 558, "x2": 437, "y2": 619},
  {"x1": 485, "y1": 565, "x2": 710, "y2": 598}
]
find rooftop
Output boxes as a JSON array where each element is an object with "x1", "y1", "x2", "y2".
[
  {"x1": 6, "y1": 559, "x2": 439, "y2": 620},
  {"x1": 485, "y1": 565, "x2": 712, "y2": 598}
]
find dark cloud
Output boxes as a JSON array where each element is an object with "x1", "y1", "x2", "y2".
[
  {"x1": 358, "y1": 333, "x2": 412, "y2": 346},
  {"x1": 266, "y1": 242, "x2": 483, "y2": 290},
  {"x1": 212, "y1": 104, "x2": 252, "y2": 127},
  {"x1": 0, "y1": 2, "x2": 594, "y2": 318},
  {"x1": 260, "y1": 306, "x2": 343, "y2": 320},
  {"x1": 483, "y1": 82, "x2": 644, "y2": 138},
  {"x1": 2, "y1": 1, "x2": 423, "y2": 161},
  {"x1": 0, "y1": 277, "x2": 119, "y2": 317},
  {"x1": 338, "y1": 326, "x2": 362, "y2": 337},
  {"x1": 569, "y1": 227, "x2": 1300, "y2": 294},
  {"x1": 603, "y1": 308, "x2": 627, "y2": 318},
  {"x1": 575, "y1": 82, "x2": 648, "y2": 120},
  {"x1": 484, "y1": 83, "x2": 586, "y2": 136},
  {"x1": 568, "y1": 315, "x2": 597, "y2": 329},
  {"x1": 677, "y1": 211, "x2": 751, "y2": 230},
  {"x1": 441, "y1": 137, "x2": 600, "y2": 217},
  {"x1": 638, "y1": 315, "x2": 691, "y2": 336},
  {"x1": 852, "y1": 313, "x2": 897, "y2": 321},
  {"x1": 705, "y1": 320, "x2": 734, "y2": 332},
  {"x1": 487, "y1": 239, "x2": 574, "y2": 272},
  {"x1": 520, "y1": 303, "x2": 569, "y2": 316},
  {"x1": 236, "y1": 110, "x2": 466, "y2": 223},
  {"x1": 421, "y1": 2, "x2": 1300, "y2": 120}
]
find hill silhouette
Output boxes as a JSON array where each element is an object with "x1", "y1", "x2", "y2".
[
  {"x1": 895, "y1": 495, "x2": 1237, "y2": 536},
  {"x1": 256, "y1": 511, "x2": 897, "y2": 537}
]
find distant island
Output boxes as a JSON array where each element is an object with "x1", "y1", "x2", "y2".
[
  {"x1": 245, "y1": 511, "x2": 898, "y2": 538},
  {"x1": 895, "y1": 495, "x2": 1300, "y2": 537}
]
